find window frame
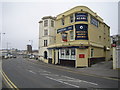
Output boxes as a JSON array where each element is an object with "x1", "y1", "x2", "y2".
[
  {"x1": 70, "y1": 14, "x2": 74, "y2": 23},
  {"x1": 44, "y1": 20, "x2": 48, "y2": 27},
  {"x1": 44, "y1": 29, "x2": 48, "y2": 36},
  {"x1": 70, "y1": 30, "x2": 74, "y2": 40},
  {"x1": 51, "y1": 20, "x2": 54, "y2": 27}
]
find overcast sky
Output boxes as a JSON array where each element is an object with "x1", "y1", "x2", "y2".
[{"x1": 0, "y1": 0, "x2": 119, "y2": 50}]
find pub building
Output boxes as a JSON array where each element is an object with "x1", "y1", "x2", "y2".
[{"x1": 47, "y1": 6, "x2": 111, "y2": 67}]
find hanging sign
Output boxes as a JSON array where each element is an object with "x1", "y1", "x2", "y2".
[
  {"x1": 57, "y1": 25, "x2": 73, "y2": 33},
  {"x1": 75, "y1": 24, "x2": 88, "y2": 40},
  {"x1": 75, "y1": 13, "x2": 88, "y2": 22}
]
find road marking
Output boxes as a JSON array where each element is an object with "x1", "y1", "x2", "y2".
[
  {"x1": 2, "y1": 72, "x2": 13, "y2": 88},
  {"x1": 46, "y1": 76, "x2": 80, "y2": 88},
  {"x1": 40, "y1": 73, "x2": 59, "y2": 77},
  {"x1": 1, "y1": 71, "x2": 19, "y2": 90},
  {"x1": 41, "y1": 72, "x2": 98, "y2": 87},
  {"x1": 61, "y1": 75, "x2": 76, "y2": 79},
  {"x1": 38, "y1": 63, "x2": 120, "y2": 81},
  {"x1": 81, "y1": 80, "x2": 98, "y2": 86},
  {"x1": 27, "y1": 60, "x2": 119, "y2": 81},
  {"x1": 61, "y1": 75, "x2": 98, "y2": 86},
  {"x1": 42, "y1": 70, "x2": 51, "y2": 73},
  {"x1": 28, "y1": 70, "x2": 36, "y2": 74}
]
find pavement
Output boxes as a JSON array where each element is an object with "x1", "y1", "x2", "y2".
[{"x1": 76, "y1": 60, "x2": 119, "y2": 79}]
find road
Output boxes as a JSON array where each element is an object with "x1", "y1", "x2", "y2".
[{"x1": 2, "y1": 55, "x2": 119, "y2": 89}]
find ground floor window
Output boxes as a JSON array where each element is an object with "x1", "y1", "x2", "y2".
[{"x1": 59, "y1": 48, "x2": 76, "y2": 60}]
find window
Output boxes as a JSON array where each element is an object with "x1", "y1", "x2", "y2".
[
  {"x1": 59, "y1": 48, "x2": 76, "y2": 60},
  {"x1": 70, "y1": 14, "x2": 74, "y2": 23},
  {"x1": 71, "y1": 48, "x2": 75, "y2": 55},
  {"x1": 66, "y1": 49, "x2": 69, "y2": 55},
  {"x1": 44, "y1": 29, "x2": 48, "y2": 36},
  {"x1": 44, "y1": 40, "x2": 47, "y2": 47},
  {"x1": 70, "y1": 31, "x2": 74, "y2": 40},
  {"x1": 44, "y1": 20, "x2": 48, "y2": 27},
  {"x1": 90, "y1": 16, "x2": 99, "y2": 27},
  {"x1": 61, "y1": 18, "x2": 64, "y2": 25},
  {"x1": 65, "y1": 49, "x2": 69, "y2": 58},
  {"x1": 91, "y1": 49, "x2": 94, "y2": 57},
  {"x1": 61, "y1": 49, "x2": 64, "y2": 58},
  {"x1": 51, "y1": 20, "x2": 54, "y2": 27}
]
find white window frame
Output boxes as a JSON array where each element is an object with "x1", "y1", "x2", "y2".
[
  {"x1": 44, "y1": 20, "x2": 48, "y2": 27},
  {"x1": 59, "y1": 48, "x2": 76, "y2": 60},
  {"x1": 44, "y1": 29, "x2": 48, "y2": 36}
]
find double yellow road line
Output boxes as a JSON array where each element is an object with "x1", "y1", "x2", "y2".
[{"x1": 1, "y1": 71, "x2": 19, "y2": 90}]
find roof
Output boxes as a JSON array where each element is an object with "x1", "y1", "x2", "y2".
[
  {"x1": 42, "y1": 16, "x2": 56, "y2": 20},
  {"x1": 56, "y1": 6, "x2": 103, "y2": 22},
  {"x1": 38, "y1": 20, "x2": 43, "y2": 23}
]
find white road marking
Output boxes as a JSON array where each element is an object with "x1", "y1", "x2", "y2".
[
  {"x1": 42, "y1": 70, "x2": 51, "y2": 73},
  {"x1": 62, "y1": 75, "x2": 98, "y2": 86},
  {"x1": 40, "y1": 73, "x2": 59, "y2": 76},
  {"x1": 46, "y1": 76, "x2": 80, "y2": 88},
  {"x1": 28, "y1": 70, "x2": 36, "y2": 74},
  {"x1": 57, "y1": 79, "x2": 82, "y2": 82},
  {"x1": 38, "y1": 70, "x2": 51, "y2": 73},
  {"x1": 81, "y1": 80, "x2": 98, "y2": 86},
  {"x1": 61, "y1": 75, "x2": 76, "y2": 80}
]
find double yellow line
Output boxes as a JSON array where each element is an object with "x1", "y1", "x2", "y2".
[{"x1": 1, "y1": 71, "x2": 19, "y2": 90}]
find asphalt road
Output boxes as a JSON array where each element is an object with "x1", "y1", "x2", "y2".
[{"x1": 2, "y1": 55, "x2": 119, "y2": 89}]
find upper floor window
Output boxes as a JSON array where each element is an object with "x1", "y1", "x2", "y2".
[
  {"x1": 70, "y1": 14, "x2": 74, "y2": 23},
  {"x1": 91, "y1": 48, "x2": 94, "y2": 57},
  {"x1": 44, "y1": 20, "x2": 48, "y2": 27},
  {"x1": 44, "y1": 29, "x2": 48, "y2": 36},
  {"x1": 90, "y1": 16, "x2": 99, "y2": 27},
  {"x1": 44, "y1": 40, "x2": 48, "y2": 47},
  {"x1": 61, "y1": 18, "x2": 64, "y2": 25},
  {"x1": 70, "y1": 31, "x2": 74, "y2": 40},
  {"x1": 51, "y1": 20, "x2": 54, "y2": 27}
]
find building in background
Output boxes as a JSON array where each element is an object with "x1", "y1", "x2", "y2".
[
  {"x1": 48, "y1": 6, "x2": 111, "y2": 67},
  {"x1": 27, "y1": 45, "x2": 32, "y2": 54},
  {"x1": 38, "y1": 16, "x2": 56, "y2": 63}
]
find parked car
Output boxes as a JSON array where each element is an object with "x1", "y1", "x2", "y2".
[
  {"x1": 7, "y1": 54, "x2": 13, "y2": 58},
  {"x1": 29, "y1": 54, "x2": 38, "y2": 60},
  {"x1": 29, "y1": 55, "x2": 35, "y2": 59},
  {"x1": 1, "y1": 52, "x2": 8, "y2": 59},
  {"x1": 13, "y1": 55, "x2": 17, "y2": 58}
]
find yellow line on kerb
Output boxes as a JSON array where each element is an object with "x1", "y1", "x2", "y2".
[{"x1": 1, "y1": 71, "x2": 19, "y2": 90}]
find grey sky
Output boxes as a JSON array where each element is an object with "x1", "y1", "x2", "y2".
[{"x1": 0, "y1": 1, "x2": 119, "y2": 50}]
